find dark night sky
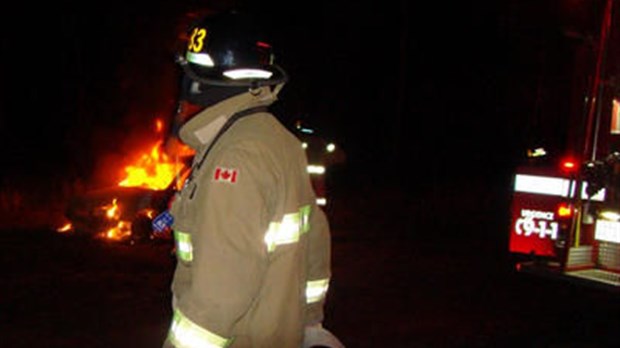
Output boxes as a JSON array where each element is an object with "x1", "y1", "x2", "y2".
[{"x1": 0, "y1": 1, "x2": 609, "y2": 193}]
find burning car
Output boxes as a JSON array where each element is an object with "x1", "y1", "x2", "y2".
[
  {"x1": 59, "y1": 120, "x2": 193, "y2": 244},
  {"x1": 63, "y1": 182, "x2": 178, "y2": 244},
  {"x1": 58, "y1": 116, "x2": 344, "y2": 243}
]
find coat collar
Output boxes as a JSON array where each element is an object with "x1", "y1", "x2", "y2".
[{"x1": 178, "y1": 84, "x2": 284, "y2": 150}]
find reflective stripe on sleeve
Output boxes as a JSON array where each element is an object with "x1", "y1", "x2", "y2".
[
  {"x1": 168, "y1": 308, "x2": 232, "y2": 348},
  {"x1": 264, "y1": 205, "x2": 311, "y2": 252},
  {"x1": 306, "y1": 278, "x2": 329, "y2": 304},
  {"x1": 174, "y1": 231, "x2": 193, "y2": 262},
  {"x1": 300, "y1": 204, "x2": 311, "y2": 234}
]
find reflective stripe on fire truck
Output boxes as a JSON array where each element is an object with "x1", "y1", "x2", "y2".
[
  {"x1": 168, "y1": 308, "x2": 231, "y2": 348},
  {"x1": 514, "y1": 174, "x2": 605, "y2": 201},
  {"x1": 264, "y1": 205, "x2": 312, "y2": 253},
  {"x1": 174, "y1": 231, "x2": 193, "y2": 262},
  {"x1": 306, "y1": 278, "x2": 329, "y2": 304}
]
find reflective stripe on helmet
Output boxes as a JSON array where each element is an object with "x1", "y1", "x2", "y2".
[
  {"x1": 306, "y1": 278, "x2": 330, "y2": 304},
  {"x1": 174, "y1": 231, "x2": 193, "y2": 262},
  {"x1": 223, "y1": 68, "x2": 273, "y2": 80},
  {"x1": 264, "y1": 205, "x2": 311, "y2": 252},
  {"x1": 186, "y1": 51, "x2": 215, "y2": 67},
  {"x1": 168, "y1": 308, "x2": 231, "y2": 348}
]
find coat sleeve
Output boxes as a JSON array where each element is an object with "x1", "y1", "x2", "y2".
[
  {"x1": 178, "y1": 142, "x2": 274, "y2": 339},
  {"x1": 305, "y1": 201, "x2": 332, "y2": 325}
]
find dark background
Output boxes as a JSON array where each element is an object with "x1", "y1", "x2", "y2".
[
  {"x1": 0, "y1": 1, "x2": 612, "y2": 231},
  {"x1": 2, "y1": 1, "x2": 601, "y2": 186}
]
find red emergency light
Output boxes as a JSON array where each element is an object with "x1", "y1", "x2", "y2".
[
  {"x1": 256, "y1": 41, "x2": 271, "y2": 48},
  {"x1": 560, "y1": 158, "x2": 579, "y2": 173}
]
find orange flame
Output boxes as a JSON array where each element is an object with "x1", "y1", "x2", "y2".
[
  {"x1": 102, "y1": 118, "x2": 193, "y2": 241},
  {"x1": 104, "y1": 198, "x2": 120, "y2": 219},
  {"x1": 103, "y1": 221, "x2": 132, "y2": 241},
  {"x1": 59, "y1": 118, "x2": 194, "y2": 240},
  {"x1": 118, "y1": 140, "x2": 183, "y2": 190},
  {"x1": 117, "y1": 118, "x2": 193, "y2": 191},
  {"x1": 155, "y1": 118, "x2": 164, "y2": 133},
  {"x1": 97, "y1": 198, "x2": 131, "y2": 241}
]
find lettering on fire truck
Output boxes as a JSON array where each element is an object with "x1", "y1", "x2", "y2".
[{"x1": 514, "y1": 209, "x2": 558, "y2": 240}]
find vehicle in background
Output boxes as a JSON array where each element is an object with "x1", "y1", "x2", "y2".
[
  {"x1": 291, "y1": 120, "x2": 346, "y2": 214},
  {"x1": 63, "y1": 184, "x2": 176, "y2": 244},
  {"x1": 59, "y1": 131, "x2": 193, "y2": 244},
  {"x1": 508, "y1": 0, "x2": 620, "y2": 291}
]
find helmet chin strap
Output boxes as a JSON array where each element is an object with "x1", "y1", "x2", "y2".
[{"x1": 183, "y1": 79, "x2": 248, "y2": 108}]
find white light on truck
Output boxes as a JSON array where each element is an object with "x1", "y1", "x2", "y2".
[
  {"x1": 600, "y1": 210, "x2": 620, "y2": 221},
  {"x1": 595, "y1": 220, "x2": 620, "y2": 243}
]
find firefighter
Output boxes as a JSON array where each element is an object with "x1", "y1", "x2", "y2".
[
  {"x1": 161, "y1": 10, "x2": 344, "y2": 348},
  {"x1": 293, "y1": 120, "x2": 346, "y2": 211}
]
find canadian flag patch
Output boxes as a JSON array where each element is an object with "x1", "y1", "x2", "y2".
[{"x1": 213, "y1": 167, "x2": 238, "y2": 184}]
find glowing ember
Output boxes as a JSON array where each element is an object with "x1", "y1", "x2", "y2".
[
  {"x1": 103, "y1": 198, "x2": 121, "y2": 219},
  {"x1": 103, "y1": 220, "x2": 132, "y2": 241},
  {"x1": 95, "y1": 198, "x2": 129, "y2": 241},
  {"x1": 57, "y1": 223, "x2": 72, "y2": 233},
  {"x1": 155, "y1": 118, "x2": 164, "y2": 133},
  {"x1": 143, "y1": 209, "x2": 156, "y2": 219}
]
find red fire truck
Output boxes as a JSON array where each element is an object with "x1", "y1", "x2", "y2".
[{"x1": 509, "y1": 0, "x2": 620, "y2": 290}]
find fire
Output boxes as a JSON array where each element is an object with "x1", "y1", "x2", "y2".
[
  {"x1": 117, "y1": 118, "x2": 193, "y2": 191},
  {"x1": 155, "y1": 118, "x2": 164, "y2": 133},
  {"x1": 93, "y1": 198, "x2": 159, "y2": 242},
  {"x1": 98, "y1": 198, "x2": 130, "y2": 241},
  {"x1": 104, "y1": 198, "x2": 120, "y2": 219},
  {"x1": 58, "y1": 117, "x2": 194, "y2": 241},
  {"x1": 56, "y1": 222, "x2": 72, "y2": 233},
  {"x1": 118, "y1": 140, "x2": 183, "y2": 191},
  {"x1": 103, "y1": 118, "x2": 193, "y2": 241},
  {"x1": 103, "y1": 221, "x2": 132, "y2": 241}
]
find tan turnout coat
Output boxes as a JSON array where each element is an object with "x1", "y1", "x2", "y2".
[{"x1": 165, "y1": 87, "x2": 332, "y2": 348}]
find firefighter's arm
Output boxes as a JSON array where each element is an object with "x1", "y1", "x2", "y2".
[
  {"x1": 180, "y1": 142, "x2": 273, "y2": 341},
  {"x1": 305, "y1": 202, "x2": 332, "y2": 325}
]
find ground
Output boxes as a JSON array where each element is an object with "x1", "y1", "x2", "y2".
[{"x1": 1, "y1": 175, "x2": 619, "y2": 348}]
